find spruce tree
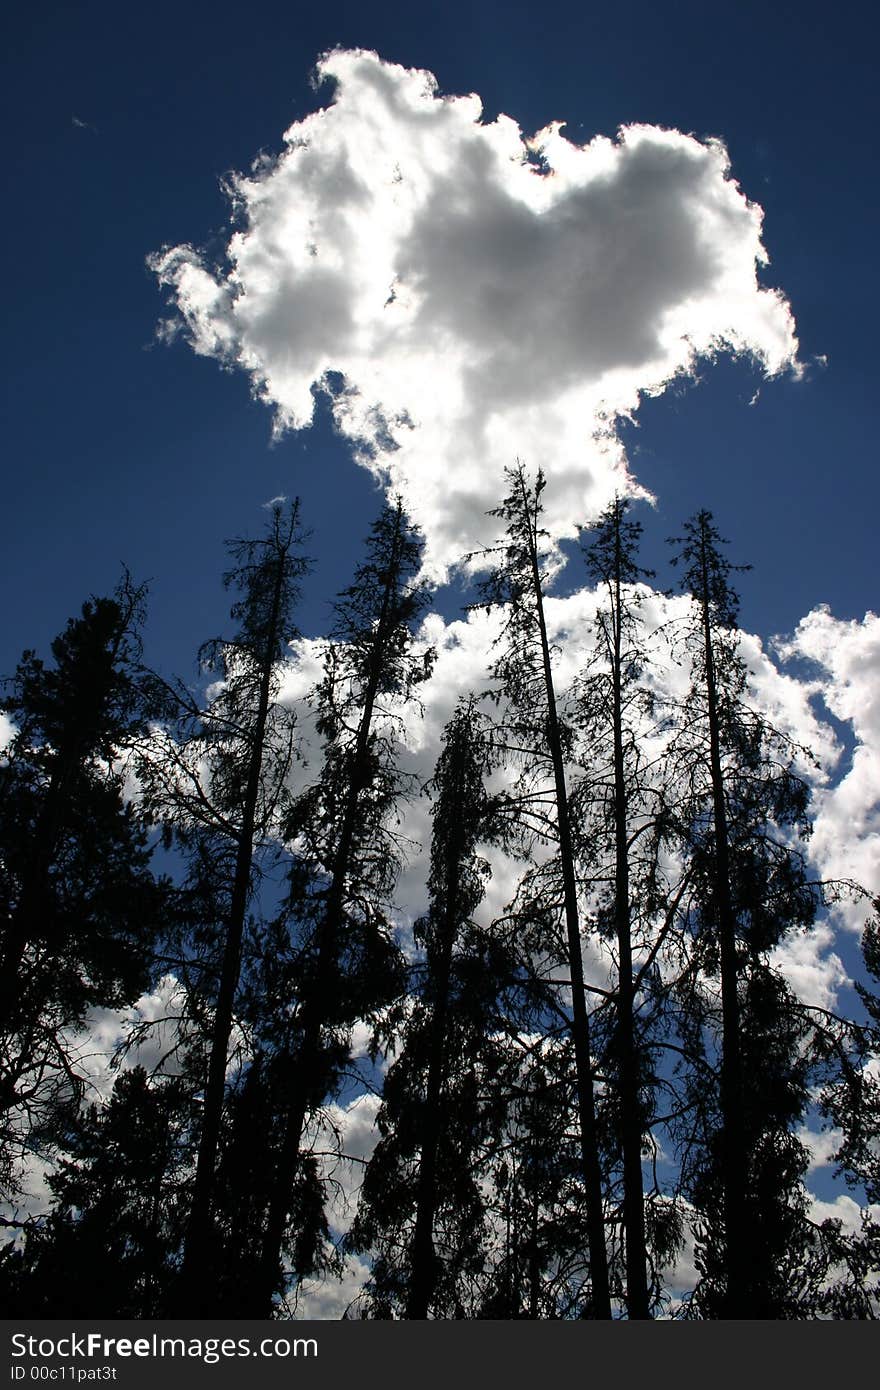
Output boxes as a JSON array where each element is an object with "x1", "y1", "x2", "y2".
[
  {"x1": 577, "y1": 496, "x2": 660, "y2": 1317},
  {"x1": 248, "y1": 499, "x2": 433, "y2": 1314},
  {"x1": 669, "y1": 510, "x2": 826, "y2": 1317},
  {"x1": 0, "y1": 577, "x2": 163, "y2": 1197},
  {"x1": 474, "y1": 464, "x2": 611, "y2": 1318},
  {"x1": 0, "y1": 1068, "x2": 189, "y2": 1317},
  {"x1": 138, "y1": 499, "x2": 309, "y2": 1313},
  {"x1": 348, "y1": 698, "x2": 519, "y2": 1318}
]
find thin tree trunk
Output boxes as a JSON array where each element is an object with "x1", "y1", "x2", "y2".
[
  {"x1": 518, "y1": 475, "x2": 611, "y2": 1320},
  {"x1": 253, "y1": 510, "x2": 406, "y2": 1314},
  {"x1": 609, "y1": 527, "x2": 650, "y2": 1319},
  {"x1": 176, "y1": 545, "x2": 288, "y2": 1313},
  {"x1": 697, "y1": 522, "x2": 747, "y2": 1319},
  {"x1": 405, "y1": 851, "x2": 460, "y2": 1318}
]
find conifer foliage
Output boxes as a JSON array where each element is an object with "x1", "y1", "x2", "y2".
[
  {"x1": 349, "y1": 698, "x2": 514, "y2": 1317},
  {"x1": 247, "y1": 498, "x2": 434, "y2": 1314},
  {"x1": 139, "y1": 499, "x2": 310, "y2": 1313},
  {"x1": 669, "y1": 511, "x2": 831, "y2": 1317},
  {"x1": 0, "y1": 576, "x2": 164, "y2": 1201},
  {"x1": 577, "y1": 498, "x2": 659, "y2": 1317},
  {"x1": 0, "y1": 1067, "x2": 189, "y2": 1317},
  {"x1": 474, "y1": 464, "x2": 612, "y2": 1318},
  {"x1": 1, "y1": 487, "x2": 877, "y2": 1322}
]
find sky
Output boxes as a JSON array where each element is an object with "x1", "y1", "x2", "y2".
[
  {"x1": 2, "y1": 0, "x2": 878, "y2": 673},
  {"x1": 3, "y1": 0, "x2": 879, "y2": 1306}
]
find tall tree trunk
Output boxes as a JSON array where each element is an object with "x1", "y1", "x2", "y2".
[
  {"x1": 517, "y1": 474, "x2": 611, "y2": 1320},
  {"x1": 176, "y1": 545, "x2": 288, "y2": 1313},
  {"x1": 252, "y1": 510, "x2": 407, "y2": 1314},
  {"x1": 609, "y1": 524, "x2": 650, "y2": 1319},
  {"x1": 405, "y1": 845, "x2": 460, "y2": 1318},
  {"x1": 696, "y1": 520, "x2": 747, "y2": 1319}
]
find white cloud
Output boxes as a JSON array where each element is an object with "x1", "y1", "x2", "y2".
[
  {"x1": 809, "y1": 1192, "x2": 878, "y2": 1234},
  {"x1": 799, "y1": 1124, "x2": 844, "y2": 1175},
  {"x1": 274, "y1": 589, "x2": 855, "y2": 1015},
  {"x1": 293, "y1": 1253, "x2": 373, "y2": 1318},
  {"x1": 66, "y1": 974, "x2": 191, "y2": 1104},
  {"x1": 778, "y1": 607, "x2": 880, "y2": 924},
  {"x1": 771, "y1": 920, "x2": 849, "y2": 1013},
  {"x1": 152, "y1": 48, "x2": 799, "y2": 578}
]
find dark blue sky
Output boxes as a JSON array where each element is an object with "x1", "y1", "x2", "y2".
[{"x1": 2, "y1": 0, "x2": 877, "y2": 679}]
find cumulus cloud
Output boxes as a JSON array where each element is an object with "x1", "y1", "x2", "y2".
[
  {"x1": 799, "y1": 1124, "x2": 845, "y2": 1175},
  {"x1": 63, "y1": 975, "x2": 191, "y2": 1105},
  {"x1": 295, "y1": 1254, "x2": 373, "y2": 1318},
  {"x1": 277, "y1": 587, "x2": 852, "y2": 1014},
  {"x1": 778, "y1": 607, "x2": 880, "y2": 923},
  {"x1": 809, "y1": 1192, "x2": 879, "y2": 1234},
  {"x1": 145, "y1": 43, "x2": 859, "y2": 1029},
  {"x1": 152, "y1": 48, "x2": 799, "y2": 577}
]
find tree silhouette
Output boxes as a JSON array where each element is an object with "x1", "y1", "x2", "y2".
[
  {"x1": 575, "y1": 497, "x2": 661, "y2": 1316},
  {"x1": 473, "y1": 464, "x2": 611, "y2": 1318},
  {"x1": 0, "y1": 1067, "x2": 189, "y2": 1317},
  {"x1": 349, "y1": 698, "x2": 522, "y2": 1317},
  {"x1": 0, "y1": 577, "x2": 164, "y2": 1201},
  {"x1": 670, "y1": 510, "x2": 828, "y2": 1317},
  {"x1": 248, "y1": 499, "x2": 433, "y2": 1314},
  {"x1": 138, "y1": 499, "x2": 310, "y2": 1313}
]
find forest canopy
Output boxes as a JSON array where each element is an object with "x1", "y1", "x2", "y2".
[{"x1": 1, "y1": 483, "x2": 877, "y2": 1320}]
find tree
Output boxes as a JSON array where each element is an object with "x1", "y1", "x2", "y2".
[
  {"x1": 138, "y1": 499, "x2": 310, "y2": 1313},
  {"x1": 0, "y1": 1068, "x2": 189, "y2": 1317},
  {"x1": 0, "y1": 577, "x2": 163, "y2": 1199},
  {"x1": 812, "y1": 902, "x2": 880, "y2": 1316},
  {"x1": 248, "y1": 498, "x2": 434, "y2": 1315},
  {"x1": 348, "y1": 698, "x2": 522, "y2": 1318},
  {"x1": 576, "y1": 496, "x2": 659, "y2": 1317},
  {"x1": 669, "y1": 510, "x2": 827, "y2": 1317},
  {"x1": 209, "y1": 1049, "x2": 335, "y2": 1315},
  {"x1": 474, "y1": 464, "x2": 611, "y2": 1318}
]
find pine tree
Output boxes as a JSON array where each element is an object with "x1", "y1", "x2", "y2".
[
  {"x1": 669, "y1": 510, "x2": 826, "y2": 1317},
  {"x1": 576, "y1": 496, "x2": 661, "y2": 1317},
  {"x1": 138, "y1": 499, "x2": 309, "y2": 1313},
  {"x1": 0, "y1": 1067, "x2": 189, "y2": 1317},
  {"x1": 247, "y1": 499, "x2": 433, "y2": 1315},
  {"x1": 474, "y1": 464, "x2": 611, "y2": 1318},
  {"x1": 0, "y1": 577, "x2": 163, "y2": 1197},
  {"x1": 348, "y1": 698, "x2": 520, "y2": 1318}
]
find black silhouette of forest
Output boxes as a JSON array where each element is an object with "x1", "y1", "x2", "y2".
[{"x1": 1, "y1": 467, "x2": 878, "y2": 1319}]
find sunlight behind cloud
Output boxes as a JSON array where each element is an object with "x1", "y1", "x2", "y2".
[{"x1": 152, "y1": 48, "x2": 800, "y2": 578}]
